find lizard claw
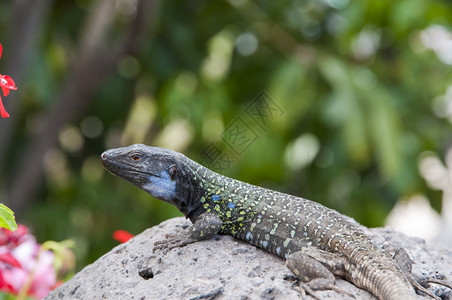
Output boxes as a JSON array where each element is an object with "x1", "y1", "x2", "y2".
[
  {"x1": 295, "y1": 282, "x2": 318, "y2": 300},
  {"x1": 325, "y1": 284, "x2": 355, "y2": 299},
  {"x1": 163, "y1": 233, "x2": 179, "y2": 239},
  {"x1": 423, "y1": 277, "x2": 452, "y2": 290}
]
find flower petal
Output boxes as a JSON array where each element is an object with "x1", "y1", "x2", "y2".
[
  {"x1": 0, "y1": 253, "x2": 22, "y2": 268},
  {"x1": 1, "y1": 86, "x2": 9, "y2": 97},
  {"x1": 0, "y1": 272, "x2": 16, "y2": 294},
  {"x1": 0, "y1": 43, "x2": 2, "y2": 60},
  {"x1": 0, "y1": 96, "x2": 9, "y2": 118},
  {"x1": 3, "y1": 75, "x2": 17, "y2": 89},
  {"x1": 113, "y1": 230, "x2": 134, "y2": 243},
  {"x1": 0, "y1": 75, "x2": 17, "y2": 93}
]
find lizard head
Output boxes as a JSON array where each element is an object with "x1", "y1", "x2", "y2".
[{"x1": 101, "y1": 144, "x2": 201, "y2": 216}]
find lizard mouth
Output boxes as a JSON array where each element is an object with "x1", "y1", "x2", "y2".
[{"x1": 100, "y1": 151, "x2": 122, "y2": 174}]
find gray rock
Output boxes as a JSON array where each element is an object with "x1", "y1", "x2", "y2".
[{"x1": 46, "y1": 217, "x2": 452, "y2": 300}]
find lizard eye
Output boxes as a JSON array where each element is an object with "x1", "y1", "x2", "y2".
[
  {"x1": 131, "y1": 153, "x2": 141, "y2": 161},
  {"x1": 168, "y1": 166, "x2": 176, "y2": 180}
]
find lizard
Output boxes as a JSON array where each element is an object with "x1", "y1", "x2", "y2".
[{"x1": 100, "y1": 144, "x2": 451, "y2": 300}]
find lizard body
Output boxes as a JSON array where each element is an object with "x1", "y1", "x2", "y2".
[{"x1": 101, "y1": 144, "x2": 450, "y2": 300}]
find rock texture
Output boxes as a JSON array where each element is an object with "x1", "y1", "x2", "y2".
[{"x1": 46, "y1": 217, "x2": 452, "y2": 300}]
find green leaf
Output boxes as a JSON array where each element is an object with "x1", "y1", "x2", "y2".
[
  {"x1": 0, "y1": 204, "x2": 18, "y2": 231},
  {"x1": 0, "y1": 291, "x2": 20, "y2": 300}
]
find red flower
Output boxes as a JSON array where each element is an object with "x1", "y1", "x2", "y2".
[
  {"x1": 0, "y1": 43, "x2": 18, "y2": 118},
  {"x1": 113, "y1": 230, "x2": 134, "y2": 243}
]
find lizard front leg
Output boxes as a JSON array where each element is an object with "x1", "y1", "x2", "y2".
[
  {"x1": 153, "y1": 213, "x2": 222, "y2": 253},
  {"x1": 287, "y1": 248, "x2": 355, "y2": 299}
]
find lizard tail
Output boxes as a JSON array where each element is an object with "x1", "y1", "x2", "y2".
[{"x1": 349, "y1": 248, "x2": 417, "y2": 300}]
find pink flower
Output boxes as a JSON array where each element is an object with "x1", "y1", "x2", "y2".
[
  {"x1": 0, "y1": 225, "x2": 57, "y2": 299},
  {"x1": 0, "y1": 272, "x2": 15, "y2": 294},
  {"x1": 0, "y1": 43, "x2": 18, "y2": 118},
  {"x1": 0, "y1": 252, "x2": 21, "y2": 268},
  {"x1": 0, "y1": 224, "x2": 28, "y2": 248},
  {"x1": 0, "y1": 252, "x2": 21, "y2": 294}
]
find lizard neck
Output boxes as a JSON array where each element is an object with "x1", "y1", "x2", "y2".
[
  {"x1": 175, "y1": 155, "x2": 230, "y2": 221},
  {"x1": 180, "y1": 159, "x2": 264, "y2": 232}
]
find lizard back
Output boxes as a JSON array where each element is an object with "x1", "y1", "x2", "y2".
[{"x1": 186, "y1": 162, "x2": 417, "y2": 300}]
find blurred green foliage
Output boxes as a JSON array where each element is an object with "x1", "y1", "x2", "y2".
[{"x1": 1, "y1": 0, "x2": 452, "y2": 269}]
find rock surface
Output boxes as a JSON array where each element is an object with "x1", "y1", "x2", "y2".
[{"x1": 46, "y1": 217, "x2": 452, "y2": 300}]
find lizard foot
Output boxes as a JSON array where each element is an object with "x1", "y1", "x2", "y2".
[
  {"x1": 407, "y1": 274, "x2": 452, "y2": 300},
  {"x1": 295, "y1": 280, "x2": 355, "y2": 300},
  {"x1": 153, "y1": 213, "x2": 222, "y2": 254},
  {"x1": 387, "y1": 246, "x2": 452, "y2": 300},
  {"x1": 294, "y1": 282, "x2": 319, "y2": 300},
  {"x1": 152, "y1": 232, "x2": 196, "y2": 254}
]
